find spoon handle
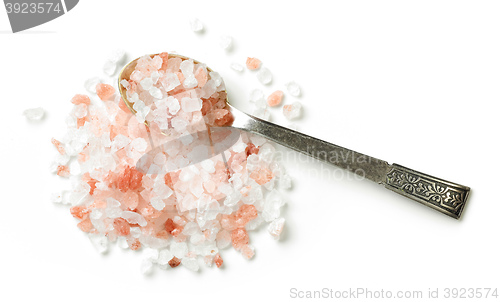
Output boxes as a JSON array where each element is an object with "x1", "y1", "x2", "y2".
[{"x1": 232, "y1": 111, "x2": 470, "y2": 219}]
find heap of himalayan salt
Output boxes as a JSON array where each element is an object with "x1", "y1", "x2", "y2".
[{"x1": 52, "y1": 52, "x2": 290, "y2": 273}]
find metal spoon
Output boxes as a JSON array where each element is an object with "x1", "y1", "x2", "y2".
[{"x1": 119, "y1": 54, "x2": 470, "y2": 219}]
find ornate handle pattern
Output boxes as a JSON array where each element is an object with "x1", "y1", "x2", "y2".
[{"x1": 385, "y1": 164, "x2": 470, "y2": 219}]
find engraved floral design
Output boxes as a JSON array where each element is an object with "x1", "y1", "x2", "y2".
[{"x1": 386, "y1": 166, "x2": 468, "y2": 217}]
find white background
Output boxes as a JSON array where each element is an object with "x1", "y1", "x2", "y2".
[{"x1": 0, "y1": 1, "x2": 498, "y2": 301}]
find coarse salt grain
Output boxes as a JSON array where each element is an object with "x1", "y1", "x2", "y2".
[
  {"x1": 219, "y1": 35, "x2": 233, "y2": 50},
  {"x1": 283, "y1": 102, "x2": 302, "y2": 120},
  {"x1": 246, "y1": 57, "x2": 261, "y2": 70},
  {"x1": 285, "y1": 81, "x2": 301, "y2": 97},
  {"x1": 267, "y1": 90, "x2": 284, "y2": 107},
  {"x1": 23, "y1": 107, "x2": 45, "y2": 121},
  {"x1": 190, "y1": 18, "x2": 204, "y2": 32},
  {"x1": 256, "y1": 67, "x2": 272, "y2": 85}
]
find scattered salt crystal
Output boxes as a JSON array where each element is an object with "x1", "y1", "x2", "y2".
[
  {"x1": 117, "y1": 237, "x2": 129, "y2": 249},
  {"x1": 246, "y1": 57, "x2": 261, "y2": 70},
  {"x1": 161, "y1": 73, "x2": 181, "y2": 92},
  {"x1": 252, "y1": 107, "x2": 270, "y2": 121},
  {"x1": 262, "y1": 190, "x2": 285, "y2": 222},
  {"x1": 268, "y1": 217, "x2": 285, "y2": 240},
  {"x1": 279, "y1": 173, "x2": 292, "y2": 189},
  {"x1": 190, "y1": 18, "x2": 204, "y2": 33},
  {"x1": 182, "y1": 257, "x2": 200, "y2": 271},
  {"x1": 267, "y1": 90, "x2": 284, "y2": 107},
  {"x1": 256, "y1": 67, "x2": 272, "y2": 85},
  {"x1": 108, "y1": 49, "x2": 125, "y2": 64},
  {"x1": 84, "y1": 77, "x2": 102, "y2": 94},
  {"x1": 230, "y1": 63, "x2": 244, "y2": 72},
  {"x1": 219, "y1": 35, "x2": 233, "y2": 50},
  {"x1": 180, "y1": 59, "x2": 195, "y2": 76},
  {"x1": 157, "y1": 249, "x2": 174, "y2": 265},
  {"x1": 285, "y1": 81, "x2": 301, "y2": 97},
  {"x1": 103, "y1": 60, "x2": 117, "y2": 76},
  {"x1": 143, "y1": 248, "x2": 160, "y2": 262},
  {"x1": 23, "y1": 107, "x2": 45, "y2": 121},
  {"x1": 140, "y1": 259, "x2": 154, "y2": 275},
  {"x1": 150, "y1": 196, "x2": 165, "y2": 211},
  {"x1": 283, "y1": 102, "x2": 302, "y2": 120},
  {"x1": 88, "y1": 233, "x2": 108, "y2": 254}
]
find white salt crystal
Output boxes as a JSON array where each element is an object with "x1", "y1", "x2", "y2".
[
  {"x1": 182, "y1": 74, "x2": 197, "y2": 88},
  {"x1": 209, "y1": 72, "x2": 223, "y2": 87},
  {"x1": 88, "y1": 233, "x2": 108, "y2": 254},
  {"x1": 150, "y1": 196, "x2": 165, "y2": 211},
  {"x1": 190, "y1": 18, "x2": 204, "y2": 32},
  {"x1": 181, "y1": 97, "x2": 202, "y2": 112},
  {"x1": 84, "y1": 77, "x2": 102, "y2": 93},
  {"x1": 245, "y1": 215, "x2": 264, "y2": 230},
  {"x1": 131, "y1": 137, "x2": 148, "y2": 152},
  {"x1": 249, "y1": 89, "x2": 264, "y2": 103},
  {"x1": 140, "y1": 259, "x2": 154, "y2": 275},
  {"x1": 153, "y1": 152, "x2": 166, "y2": 165},
  {"x1": 283, "y1": 102, "x2": 302, "y2": 120},
  {"x1": 140, "y1": 78, "x2": 154, "y2": 90},
  {"x1": 262, "y1": 190, "x2": 285, "y2": 222},
  {"x1": 170, "y1": 242, "x2": 188, "y2": 258},
  {"x1": 279, "y1": 173, "x2": 292, "y2": 189},
  {"x1": 73, "y1": 104, "x2": 87, "y2": 118},
  {"x1": 151, "y1": 71, "x2": 160, "y2": 84},
  {"x1": 285, "y1": 81, "x2": 301, "y2": 97},
  {"x1": 23, "y1": 107, "x2": 45, "y2": 121},
  {"x1": 109, "y1": 49, "x2": 125, "y2": 64},
  {"x1": 166, "y1": 96, "x2": 180, "y2": 114},
  {"x1": 143, "y1": 248, "x2": 159, "y2": 262},
  {"x1": 117, "y1": 237, "x2": 129, "y2": 249},
  {"x1": 256, "y1": 67, "x2": 272, "y2": 84},
  {"x1": 149, "y1": 87, "x2": 163, "y2": 99},
  {"x1": 252, "y1": 107, "x2": 270, "y2": 121},
  {"x1": 268, "y1": 217, "x2": 285, "y2": 240},
  {"x1": 219, "y1": 35, "x2": 233, "y2": 50},
  {"x1": 182, "y1": 257, "x2": 200, "y2": 271},
  {"x1": 171, "y1": 116, "x2": 188, "y2": 131},
  {"x1": 230, "y1": 63, "x2": 244, "y2": 72},
  {"x1": 179, "y1": 168, "x2": 194, "y2": 182},
  {"x1": 157, "y1": 249, "x2": 174, "y2": 265},
  {"x1": 121, "y1": 211, "x2": 147, "y2": 226},
  {"x1": 161, "y1": 73, "x2": 181, "y2": 92},
  {"x1": 180, "y1": 59, "x2": 195, "y2": 76},
  {"x1": 130, "y1": 227, "x2": 141, "y2": 238},
  {"x1": 200, "y1": 159, "x2": 215, "y2": 173},
  {"x1": 103, "y1": 60, "x2": 116, "y2": 76},
  {"x1": 120, "y1": 79, "x2": 130, "y2": 90},
  {"x1": 50, "y1": 192, "x2": 63, "y2": 204}
]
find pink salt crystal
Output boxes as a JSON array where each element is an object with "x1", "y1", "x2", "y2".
[
  {"x1": 245, "y1": 143, "x2": 259, "y2": 157},
  {"x1": 51, "y1": 138, "x2": 65, "y2": 155},
  {"x1": 129, "y1": 239, "x2": 141, "y2": 250},
  {"x1": 96, "y1": 83, "x2": 115, "y2": 100},
  {"x1": 267, "y1": 90, "x2": 283, "y2": 107},
  {"x1": 71, "y1": 94, "x2": 91, "y2": 105},
  {"x1": 113, "y1": 218, "x2": 130, "y2": 236},
  {"x1": 214, "y1": 253, "x2": 223, "y2": 268},
  {"x1": 234, "y1": 204, "x2": 258, "y2": 227},
  {"x1": 77, "y1": 219, "x2": 93, "y2": 233},
  {"x1": 115, "y1": 166, "x2": 144, "y2": 192},
  {"x1": 70, "y1": 206, "x2": 89, "y2": 220},
  {"x1": 231, "y1": 228, "x2": 249, "y2": 250},
  {"x1": 159, "y1": 52, "x2": 169, "y2": 70},
  {"x1": 77, "y1": 117, "x2": 88, "y2": 128},
  {"x1": 241, "y1": 244, "x2": 255, "y2": 259},
  {"x1": 246, "y1": 57, "x2": 261, "y2": 70},
  {"x1": 57, "y1": 165, "x2": 70, "y2": 177},
  {"x1": 249, "y1": 167, "x2": 273, "y2": 185},
  {"x1": 194, "y1": 66, "x2": 208, "y2": 87},
  {"x1": 169, "y1": 256, "x2": 181, "y2": 268}
]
